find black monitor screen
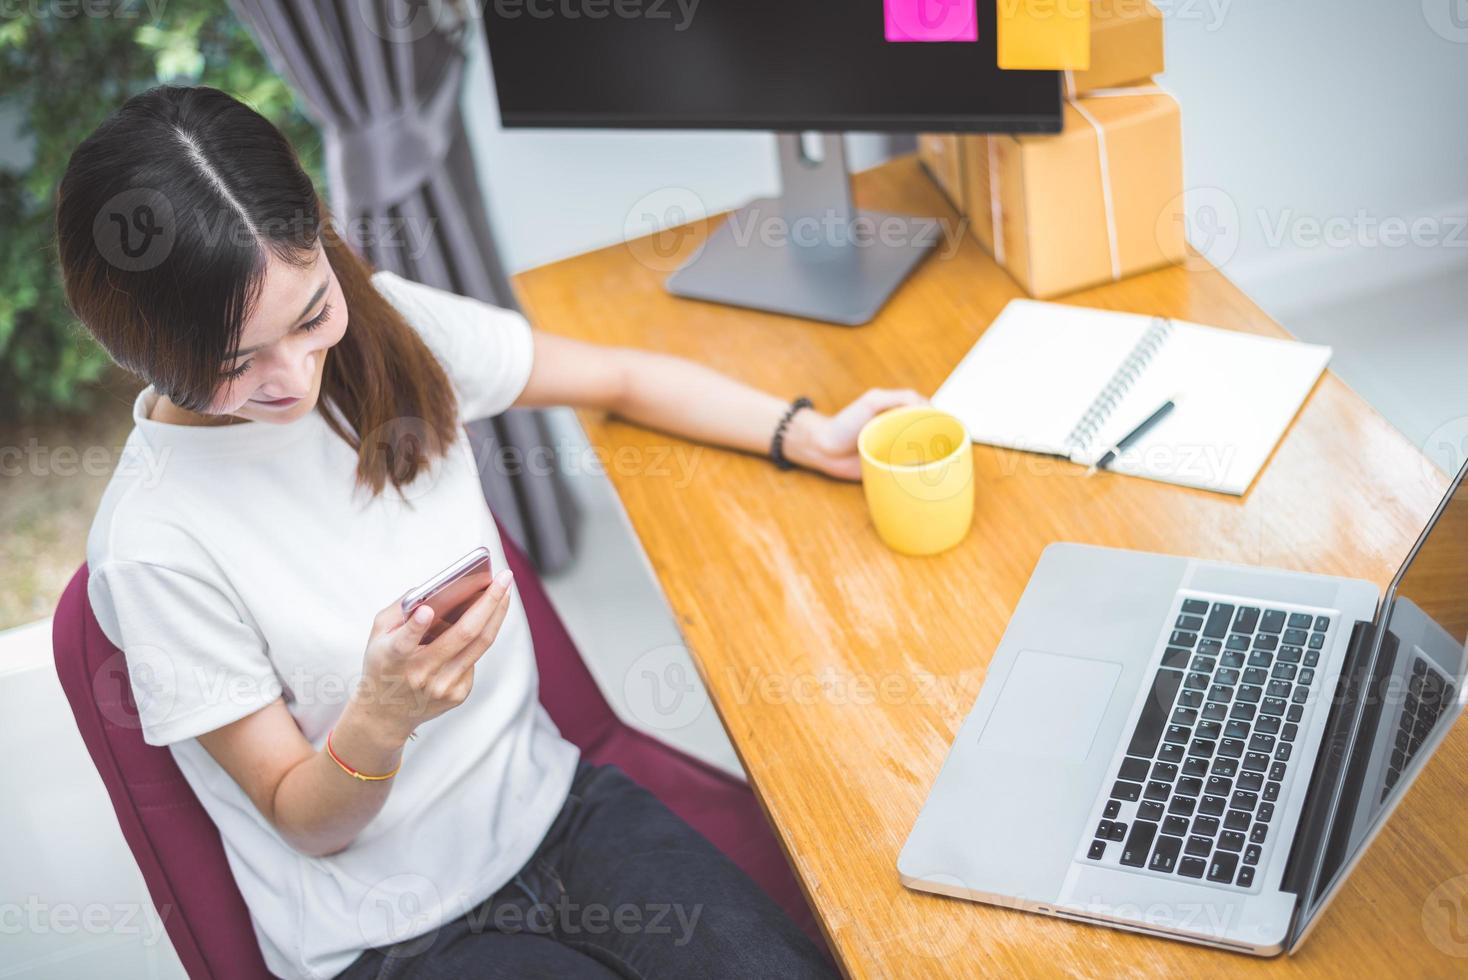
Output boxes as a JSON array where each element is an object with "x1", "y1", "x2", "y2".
[{"x1": 482, "y1": 0, "x2": 1062, "y2": 132}]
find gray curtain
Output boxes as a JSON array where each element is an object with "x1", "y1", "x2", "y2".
[{"x1": 228, "y1": 0, "x2": 579, "y2": 571}]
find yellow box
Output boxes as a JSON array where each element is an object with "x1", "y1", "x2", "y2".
[
  {"x1": 997, "y1": 0, "x2": 1092, "y2": 71},
  {"x1": 1069, "y1": 0, "x2": 1165, "y2": 95},
  {"x1": 959, "y1": 88, "x2": 1186, "y2": 298}
]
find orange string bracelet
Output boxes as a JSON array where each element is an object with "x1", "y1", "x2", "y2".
[{"x1": 325, "y1": 729, "x2": 401, "y2": 782}]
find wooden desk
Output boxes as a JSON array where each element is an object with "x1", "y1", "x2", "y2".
[{"x1": 514, "y1": 157, "x2": 1463, "y2": 977}]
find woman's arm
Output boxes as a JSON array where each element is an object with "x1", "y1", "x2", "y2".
[
  {"x1": 516, "y1": 331, "x2": 924, "y2": 479},
  {"x1": 198, "y1": 698, "x2": 402, "y2": 858},
  {"x1": 196, "y1": 572, "x2": 516, "y2": 857}
]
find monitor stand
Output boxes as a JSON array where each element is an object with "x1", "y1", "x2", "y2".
[{"x1": 665, "y1": 134, "x2": 939, "y2": 326}]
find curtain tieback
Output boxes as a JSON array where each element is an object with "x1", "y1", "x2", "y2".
[{"x1": 326, "y1": 57, "x2": 465, "y2": 212}]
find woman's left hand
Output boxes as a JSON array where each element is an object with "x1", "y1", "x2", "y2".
[{"x1": 783, "y1": 388, "x2": 928, "y2": 481}]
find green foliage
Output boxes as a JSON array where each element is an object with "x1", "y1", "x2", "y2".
[{"x1": 0, "y1": 2, "x2": 323, "y2": 418}]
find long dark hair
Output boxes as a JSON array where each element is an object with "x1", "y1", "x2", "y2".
[{"x1": 56, "y1": 85, "x2": 459, "y2": 495}]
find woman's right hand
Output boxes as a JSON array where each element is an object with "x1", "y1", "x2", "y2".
[{"x1": 352, "y1": 568, "x2": 516, "y2": 745}]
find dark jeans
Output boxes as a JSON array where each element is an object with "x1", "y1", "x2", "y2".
[{"x1": 339, "y1": 762, "x2": 835, "y2": 979}]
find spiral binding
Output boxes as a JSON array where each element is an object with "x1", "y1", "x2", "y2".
[{"x1": 1064, "y1": 317, "x2": 1174, "y2": 456}]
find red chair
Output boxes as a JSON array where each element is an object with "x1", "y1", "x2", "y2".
[{"x1": 52, "y1": 527, "x2": 825, "y2": 979}]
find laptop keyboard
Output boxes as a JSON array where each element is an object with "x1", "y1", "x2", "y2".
[
  {"x1": 1081, "y1": 596, "x2": 1333, "y2": 889},
  {"x1": 1381, "y1": 656, "x2": 1455, "y2": 800}
]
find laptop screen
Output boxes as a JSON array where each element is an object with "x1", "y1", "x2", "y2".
[{"x1": 1293, "y1": 459, "x2": 1468, "y2": 937}]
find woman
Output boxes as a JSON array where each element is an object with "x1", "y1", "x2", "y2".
[{"x1": 59, "y1": 87, "x2": 918, "y2": 979}]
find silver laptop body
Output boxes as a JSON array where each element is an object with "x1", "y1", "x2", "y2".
[{"x1": 900, "y1": 461, "x2": 1468, "y2": 955}]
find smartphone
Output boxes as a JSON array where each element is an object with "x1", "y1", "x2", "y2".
[{"x1": 400, "y1": 547, "x2": 494, "y2": 643}]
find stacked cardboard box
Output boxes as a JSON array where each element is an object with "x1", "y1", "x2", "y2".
[
  {"x1": 1069, "y1": 0, "x2": 1165, "y2": 92},
  {"x1": 918, "y1": 0, "x2": 1181, "y2": 298}
]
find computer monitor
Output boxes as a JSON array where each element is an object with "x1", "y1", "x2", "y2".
[{"x1": 481, "y1": 0, "x2": 1062, "y2": 324}]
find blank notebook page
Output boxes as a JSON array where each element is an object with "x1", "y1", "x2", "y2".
[
  {"x1": 932, "y1": 301, "x2": 1150, "y2": 456},
  {"x1": 1082, "y1": 322, "x2": 1332, "y2": 493}
]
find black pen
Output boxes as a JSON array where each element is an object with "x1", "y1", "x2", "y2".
[{"x1": 1091, "y1": 399, "x2": 1177, "y2": 473}]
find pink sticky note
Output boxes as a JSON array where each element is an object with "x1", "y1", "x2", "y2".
[{"x1": 885, "y1": 0, "x2": 978, "y2": 43}]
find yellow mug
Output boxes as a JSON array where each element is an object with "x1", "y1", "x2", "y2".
[{"x1": 858, "y1": 406, "x2": 975, "y2": 556}]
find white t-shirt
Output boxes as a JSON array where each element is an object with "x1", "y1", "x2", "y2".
[{"x1": 86, "y1": 271, "x2": 579, "y2": 980}]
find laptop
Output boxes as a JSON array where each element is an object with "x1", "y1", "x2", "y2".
[{"x1": 899, "y1": 459, "x2": 1468, "y2": 954}]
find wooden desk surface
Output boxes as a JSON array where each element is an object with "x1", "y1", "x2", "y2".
[{"x1": 513, "y1": 157, "x2": 1464, "y2": 977}]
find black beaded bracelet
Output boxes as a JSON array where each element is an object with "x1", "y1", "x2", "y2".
[{"x1": 770, "y1": 397, "x2": 813, "y2": 471}]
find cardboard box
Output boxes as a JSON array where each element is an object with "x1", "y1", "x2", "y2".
[
  {"x1": 959, "y1": 88, "x2": 1185, "y2": 298},
  {"x1": 917, "y1": 134, "x2": 966, "y2": 212},
  {"x1": 1069, "y1": 0, "x2": 1165, "y2": 94}
]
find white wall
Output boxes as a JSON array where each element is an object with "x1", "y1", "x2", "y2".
[
  {"x1": 1158, "y1": 0, "x2": 1468, "y2": 469},
  {"x1": 1159, "y1": 0, "x2": 1468, "y2": 320}
]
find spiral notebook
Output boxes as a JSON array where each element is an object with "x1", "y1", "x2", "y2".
[{"x1": 932, "y1": 300, "x2": 1332, "y2": 495}]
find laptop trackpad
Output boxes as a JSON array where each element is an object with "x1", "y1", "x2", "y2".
[{"x1": 980, "y1": 650, "x2": 1121, "y2": 762}]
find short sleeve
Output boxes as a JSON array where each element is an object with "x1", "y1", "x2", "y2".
[
  {"x1": 371, "y1": 271, "x2": 535, "y2": 421},
  {"x1": 88, "y1": 560, "x2": 282, "y2": 746}
]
